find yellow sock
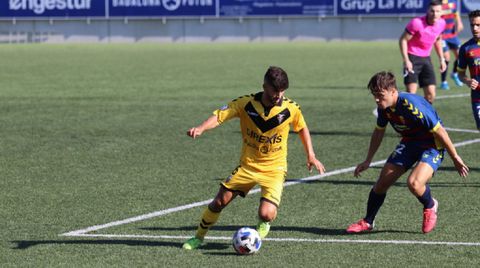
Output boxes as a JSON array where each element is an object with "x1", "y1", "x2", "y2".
[{"x1": 195, "y1": 207, "x2": 220, "y2": 239}]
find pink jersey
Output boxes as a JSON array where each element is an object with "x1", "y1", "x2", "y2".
[{"x1": 406, "y1": 15, "x2": 446, "y2": 57}]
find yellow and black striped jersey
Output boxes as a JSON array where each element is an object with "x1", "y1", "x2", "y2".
[{"x1": 213, "y1": 92, "x2": 306, "y2": 172}]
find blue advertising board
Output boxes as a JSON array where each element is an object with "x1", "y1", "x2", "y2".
[
  {"x1": 0, "y1": 0, "x2": 475, "y2": 18},
  {"x1": 2, "y1": 0, "x2": 105, "y2": 17},
  {"x1": 219, "y1": 0, "x2": 334, "y2": 16},
  {"x1": 109, "y1": 0, "x2": 216, "y2": 17},
  {"x1": 462, "y1": 0, "x2": 480, "y2": 13},
  {"x1": 337, "y1": 0, "x2": 427, "y2": 15}
]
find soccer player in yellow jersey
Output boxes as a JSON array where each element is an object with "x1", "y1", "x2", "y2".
[{"x1": 182, "y1": 66, "x2": 326, "y2": 250}]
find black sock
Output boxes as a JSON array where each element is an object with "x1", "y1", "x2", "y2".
[
  {"x1": 417, "y1": 185, "x2": 434, "y2": 209},
  {"x1": 364, "y1": 189, "x2": 386, "y2": 225},
  {"x1": 441, "y1": 61, "x2": 449, "y2": 82}
]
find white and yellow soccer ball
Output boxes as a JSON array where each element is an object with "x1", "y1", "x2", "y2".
[{"x1": 232, "y1": 227, "x2": 262, "y2": 255}]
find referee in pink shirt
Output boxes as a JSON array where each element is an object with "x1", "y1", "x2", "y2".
[{"x1": 399, "y1": 0, "x2": 447, "y2": 104}]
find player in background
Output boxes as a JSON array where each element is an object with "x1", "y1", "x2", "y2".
[
  {"x1": 457, "y1": 9, "x2": 480, "y2": 131},
  {"x1": 346, "y1": 71, "x2": 468, "y2": 234},
  {"x1": 399, "y1": 0, "x2": 447, "y2": 104},
  {"x1": 439, "y1": 0, "x2": 464, "y2": 90},
  {"x1": 182, "y1": 66, "x2": 325, "y2": 250}
]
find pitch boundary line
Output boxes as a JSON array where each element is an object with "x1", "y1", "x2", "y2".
[
  {"x1": 61, "y1": 159, "x2": 387, "y2": 236},
  {"x1": 61, "y1": 138, "x2": 480, "y2": 237},
  {"x1": 444, "y1": 127, "x2": 478, "y2": 133},
  {"x1": 65, "y1": 233, "x2": 480, "y2": 247},
  {"x1": 436, "y1": 93, "x2": 469, "y2": 99}
]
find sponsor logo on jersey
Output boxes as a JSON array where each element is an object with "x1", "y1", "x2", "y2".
[
  {"x1": 392, "y1": 124, "x2": 410, "y2": 131},
  {"x1": 246, "y1": 128, "x2": 282, "y2": 144}
]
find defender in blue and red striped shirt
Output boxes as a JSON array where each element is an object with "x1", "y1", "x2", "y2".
[
  {"x1": 439, "y1": 0, "x2": 464, "y2": 90},
  {"x1": 347, "y1": 71, "x2": 468, "y2": 235},
  {"x1": 458, "y1": 9, "x2": 480, "y2": 130}
]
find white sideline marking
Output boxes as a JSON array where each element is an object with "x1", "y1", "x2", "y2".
[
  {"x1": 66, "y1": 233, "x2": 480, "y2": 247},
  {"x1": 436, "y1": 93, "x2": 469, "y2": 99},
  {"x1": 61, "y1": 138, "x2": 480, "y2": 237},
  {"x1": 444, "y1": 127, "x2": 479, "y2": 134},
  {"x1": 62, "y1": 160, "x2": 388, "y2": 236}
]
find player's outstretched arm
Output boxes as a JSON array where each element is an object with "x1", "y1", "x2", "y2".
[
  {"x1": 432, "y1": 126, "x2": 469, "y2": 177},
  {"x1": 187, "y1": 115, "x2": 220, "y2": 139},
  {"x1": 354, "y1": 127, "x2": 385, "y2": 177},
  {"x1": 298, "y1": 127, "x2": 325, "y2": 174}
]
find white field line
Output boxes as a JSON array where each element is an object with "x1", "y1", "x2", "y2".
[
  {"x1": 61, "y1": 159, "x2": 386, "y2": 236},
  {"x1": 66, "y1": 233, "x2": 480, "y2": 247},
  {"x1": 436, "y1": 93, "x2": 469, "y2": 99},
  {"x1": 61, "y1": 138, "x2": 480, "y2": 237},
  {"x1": 444, "y1": 127, "x2": 479, "y2": 133}
]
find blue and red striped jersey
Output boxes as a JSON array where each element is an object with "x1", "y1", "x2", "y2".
[
  {"x1": 441, "y1": 0, "x2": 459, "y2": 39},
  {"x1": 376, "y1": 92, "x2": 443, "y2": 149},
  {"x1": 458, "y1": 38, "x2": 480, "y2": 100}
]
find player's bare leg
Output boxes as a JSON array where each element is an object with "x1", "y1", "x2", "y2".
[
  {"x1": 406, "y1": 83, "x2": 418, "y2": 94},
  {"x1": 257, "y1": 199, "x2": 276, "y2": 238},
  {"x1": 183, "y1": 187, "x2": 237, "y2": 250},
  {"x1": 407, "y1": 162, "x2": 438, "y2": 233},
  {"x1": 423, "y1": 85, "x2": 436, "y2": 104},
  {"x1": 347, "y1": 164, "x2": 405, "y2": 233}
]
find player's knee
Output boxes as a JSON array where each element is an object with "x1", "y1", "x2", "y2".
[
  {"x1": 208, "y1": 199, "x2": 228, "y2": 212},
  {"x1": 407, "y1": 178, "x2": 423, "y2": 195},
  {"x1": 258, "y1": 210, "x2": 276, "y2": 222},
  {"x1": 258, "y1": 204, "x2": 277, "y2": 222},
  {"x1": 372, "y1": 184, "x2": 388, "y2": 194}
]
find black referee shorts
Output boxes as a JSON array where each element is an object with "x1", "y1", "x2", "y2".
[{"x1": 403, "y1": 54, "x2": 436, "y2": 88}]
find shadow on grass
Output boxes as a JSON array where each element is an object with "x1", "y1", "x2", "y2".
[
  {"x1": 233, "y1": 130, "x2": 398, "y2": 138},
  {"x1": 308, "y1": 130, "x2": 399, "y2": 138},
  {"x1": 203, "y1": 252, "x2": 240, "y2": 256},
  {"x1": 286, "y1": 178, "x2": 480, "y2": 188},
  {"x1": 11, "y1": 227, "x2": 417, "y2": 251},
  {"x1": 139, "y1": 225, "x2": 416, "y2": 236},
  {"x1": 12, "y1": 239, "x2": 184, "y2": 250},
  {"x1": 12, "y1": 238, "x2": 232, "y2": 251},
  {"x1": 438, "y1": 166, "x2": 480, "y2": 173}
]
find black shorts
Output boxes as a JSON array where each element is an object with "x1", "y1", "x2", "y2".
[{"x1": 403, "y1": 54, "x2": 436, "y2": 88}]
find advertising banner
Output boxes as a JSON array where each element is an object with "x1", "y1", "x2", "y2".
[
  {"x1": 109, "y1": 0, "x2": 216, "y2": 17},
  {"x1": 219, "y1": 0, "x2": 335, "y2": 16},
  {"x1": 1, "y1": 0, "x2": 105, "y2": 17},
  {"x1": 1, "y1": 0, "x2": 473, "y2": 18},
  {"x1": 337, "y1": 0, "x2": 427, "y2": 15},
  {"x1": 462, "y1": 0, "x2": 480, "y2": 13}
]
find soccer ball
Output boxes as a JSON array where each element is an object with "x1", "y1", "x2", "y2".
[{"x1": 232, "y1": 227, "x2": 262, "y2": 255}]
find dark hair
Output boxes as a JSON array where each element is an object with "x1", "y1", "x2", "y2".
[
  {"x1": 469, "y1": 10, "x2": 480, "y2": 20},
  {"x1": 429, "y1": 0, "x2": 442, "y2": 7},
  {"x1": 367, "y1": 71, "x2": 397, "y2": 93},
  {"x1": 264, "y1": 66, "x2": 289, "y2": 91}
]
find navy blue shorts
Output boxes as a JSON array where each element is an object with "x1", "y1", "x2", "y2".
[
  {"x1": 387, "y1": 141, "x2": 445, "y2": 171},
  {"x1": 442, "y1": 37, "x2": 462, "y2": 52}
]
